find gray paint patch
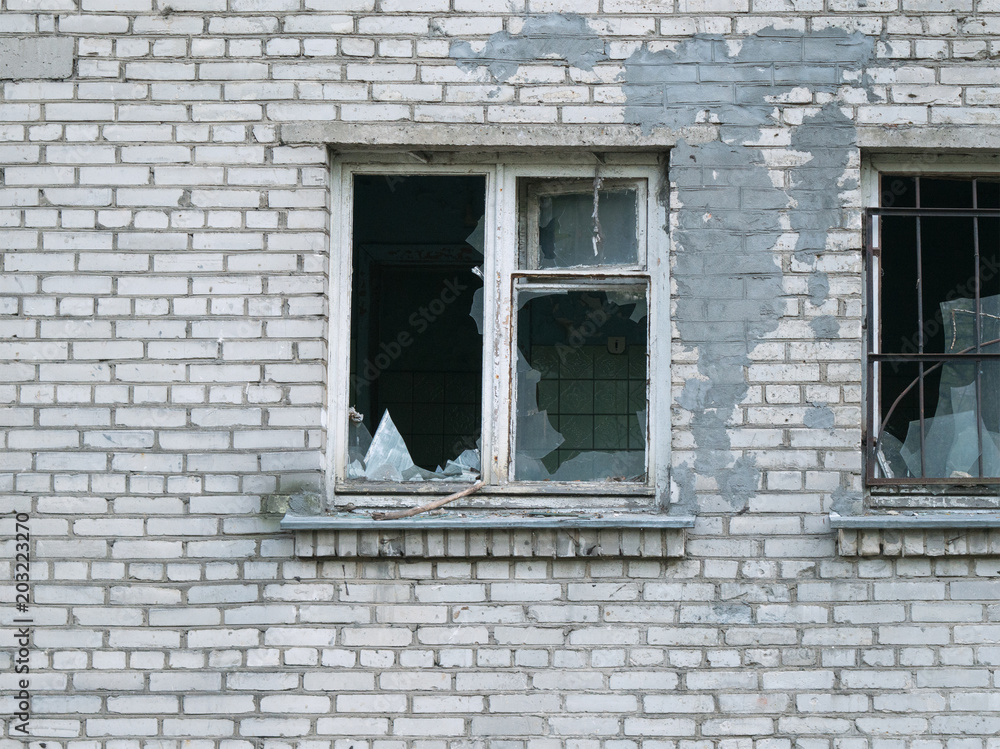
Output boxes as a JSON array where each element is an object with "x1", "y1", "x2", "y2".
[
  {"x1": 671, "y1": 138, "x2": 786, "y2": 511},
  {"x1": 0, "y1": 37, "x2": 75, "y2": 80},
  {"x1": 623, "y1": 29, "x2": 874, "y2": 139},
  {"x1": 788, "y1": 103, "x2": 869, "y2": 309},
  {"x1": 810, "y1": 315, "x2": 841, "y2": 339},
  {"x1": 620, "y1": 29, "x2": 873, "y2": 511},
  {"x1": 832, "y1": 486, "x2": 863, "y2": 515},
  {"x1": 449, "y1": 21, "x2": 874, "y2": 513},
  {"x1": 807, "y1": 273, "x2": 830, "y2": 307},
  {"x1": 804, "y1": 404, "x2": 836, "y2": 430},
  {"x1": 450, "y1": 14, "x2": 607, "y2": 82}
]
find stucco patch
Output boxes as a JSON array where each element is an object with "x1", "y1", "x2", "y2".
[{"x1": 450, "y1": 14, "x2": 607, "y2": 83}]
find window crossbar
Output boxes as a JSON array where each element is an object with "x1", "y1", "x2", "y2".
[{"x1": 866, "y1": 201, "x2": 1000, "y2": 488}]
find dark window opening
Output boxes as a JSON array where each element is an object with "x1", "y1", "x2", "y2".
[
  {"x1": 870, "y1": 175, "x2": 1000, "y2": 485},
  {"x1": 348, "y1": 175, "x2": 485, "y2": 481}
]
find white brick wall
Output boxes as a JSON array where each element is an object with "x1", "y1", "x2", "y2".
[{"x1": 2, "y1": 0, "x2": 1000, "y2": 745}]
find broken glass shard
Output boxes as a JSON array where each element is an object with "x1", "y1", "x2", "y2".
[
  {"x1": 348, "y1": 175, "x2": 484, "y2": 479},
  {"x1": 350, "y1": 408, "x2": 480, "y2": 482},
  {"x1": 875, "y1": 431, "x2": 906, "y2": 480},
  {"x1": 469, "y1": 286, "x2": 484, "y2": 335},
  {"x1": 347, "y1": 415, "x2": 372, "y2": 465},
  {"x1": 346, "y1": 459, "x2": 366, "y2": 479},
  {"x1": 465, "y1": 214, "x2": 485, "y2": 256},
  {"x1": 363, "y1": 410, "x2": 415, "y2": 481},
  {"x1": 514, "y1": 350, "x2": 566, "y2": 461},
  {"x1": 899, "y1": 406, "x2": 1000, "y2": 479}
]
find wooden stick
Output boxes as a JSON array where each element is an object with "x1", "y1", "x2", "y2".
[{"x1": 372, "y1": 481, "x2": 485, "y2": 521}]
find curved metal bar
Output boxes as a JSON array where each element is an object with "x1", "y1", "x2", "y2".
[{"x1": 874, "y1": 336, "x2": 1000, "y2": 474}]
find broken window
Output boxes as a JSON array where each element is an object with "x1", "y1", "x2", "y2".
[
  {"x1": 867, "y1": 175, "x2": 1000, "y2": 488},
  {"x1": 347, "y1": 175, "x2": 485, "y2": 482},
  {"x1": 514, "y1": 287, "x2": 648, "y2": 482},
  {"x1": 331, "y1": 157, "x2": 668, "y2": 506}
]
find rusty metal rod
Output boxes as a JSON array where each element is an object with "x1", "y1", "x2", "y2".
[{"x1": 372, "y1": 481, "x2": 485, "y2": 520}]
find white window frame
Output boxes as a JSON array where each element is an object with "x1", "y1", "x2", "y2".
[
  {"x1": 862, "y1": 152, "x2": 1000, "y2": 500},
  {"x1": 326, "y1": 152, "x2": 670, "y2": 511},
  {"x1": 522, "y1": 177, "x2": 648, "y2": 271}
]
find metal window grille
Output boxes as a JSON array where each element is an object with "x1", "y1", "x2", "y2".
[{"x1": 866, "y1": 183, "x2": 1000, "y2": 487}]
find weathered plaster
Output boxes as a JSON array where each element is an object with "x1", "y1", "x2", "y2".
[
  {"x1": 451, "y1": 14, "x2": 607, "y2": 83},
  {"x1": 804, "y1": 404, "x2": 836, "y2": 430},
  {"x1": 669, "y1": 137, "x2": 786, "y2": 511},
  {"x1": 452, "y1": 19, "x2": 875, "y2": 513},
  {"x1": 832, "y1": 485, "x2": 864, "y2": 515},
  {"x1": 0, "y1": 37, "x2": 75, "y2": 80},
  {"x1": 281, "y1": 122, "x2": 717, "y2": 149},
  {"x1": 622, "y1": 29, "x2": 872, "y2": 511},
  {"x1": 810, "y1": 314, "x2": 841, "y2": 338}
]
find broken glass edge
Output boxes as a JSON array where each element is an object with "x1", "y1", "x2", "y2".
[
  {"x1": 876, "y1": 294, "x2": 1000, "y2": 480},
  {"x1": 350, "y1": 408, "x2": 481, "y2": 483},
  {"x1": 511, "y1": 289, "x2": 649, "y2": 484}
]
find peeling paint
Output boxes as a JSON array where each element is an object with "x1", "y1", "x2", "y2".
[
  {"x1": 810, "y1": 314, "x2": 841, "y2": 339},
  {"x1": 619, "y1": 29, "x2": 873, "y2": 511},
  {"x1": 804, "y1": 404, "x2": 836, "y2": 430},
  {"x1": 450, "y1": 14, "x2": 607, "y2": 83},
  {"x1": 831, "y1": 486, "x2": 863, "y2": 515},
  {"x1": 787, "y1": 103, "x2": 866, "y2": 313},
  {"x1": 669, "y1": 136, "x2": 786, "y2": 512},
  {"x1": 450, "y1": 20, "x2": 875, "y2": 512}
]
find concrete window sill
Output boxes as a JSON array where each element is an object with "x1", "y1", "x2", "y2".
[
  {"x1": 280, "y1": 512, "x2": 695, "y2": 559},
  {"x1": 831, "y1": 513, "x2": 1000, "y2": 556}
]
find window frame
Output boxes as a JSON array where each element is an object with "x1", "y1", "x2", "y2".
[
  {"x1": 326, "y1": 152, "x2": 670, "y2": 511},
  {"x1": 521, "y1": 177, "x2": 648, "y2": 271},
  {"x1": 862, "y1": 154, "x2": 1000, "y2": 498}
]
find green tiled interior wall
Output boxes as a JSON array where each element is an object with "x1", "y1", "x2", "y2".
[
  {"x1": 529, "y1": 344, "x2": 646, "y2": 471},
  {"x1": 377, "y1": 370, "x2": 481, "y2": 470}
]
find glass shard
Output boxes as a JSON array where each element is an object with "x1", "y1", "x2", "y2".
[
  {"x1": 885, "y1": 295, "x2": 1000, "y2": 479},
  {"x1": 355, "y1": 409, "x2": 481, "y2": 482},
  {"x1": 469, "y1": 286, "x2": 484, "y2": 335},
  {"x1": 363, "y1": 411, "x2": 416, "y2": 481}
]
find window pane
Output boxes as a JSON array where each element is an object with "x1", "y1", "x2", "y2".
[
  {"x1": 880, "y1": 174, "x2": 916, "y2": 208},
  {"x1": 522, "y1": 179, "x2": 640, "y2": 269},
  {"x1": 347, "y1": 175, "x2": 485, "y2": 482},
  {"x1": 514, "y1": 287, "x2": 647, "y2": 482},
  {"x1": 879, "y1": 215, "x2": 920, "y2": 354},
  {"x1": 920, "y1": 217, "x2": 977, "y2": 354},
  {"x1": 918, "y1": 177, "x2": 974, "y2": 209},
  {"x1": 880, "y1": 215, "x2": 978, "y2": 355},
  {"x1": 878, "y1": 357, "x2": 1000, "y2": 481},
  {"x1": 977, "y1": 179, "x2": 1000, "y2": 209},
  {"x1": 874, "y1": 175, "x2": 1000, "y2": 485}
]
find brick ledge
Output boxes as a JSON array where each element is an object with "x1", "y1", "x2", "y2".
[
  {"x1": 832, "y1": 514, "x2": 1000, "y2": 556},
  {"x1": 282, "y1": 513, "x2": 694, "y2": 558}
]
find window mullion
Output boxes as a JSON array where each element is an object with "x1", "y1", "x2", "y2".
[
  {"x1": 647, "y1": 164, "x2": 669, "y2": 509},
  {"x1": 488, "y1": 163, "x2": 516, "y2": 486},
  {"x1": 329, "y1": 161, "x2": 352, "y2": 493}
]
